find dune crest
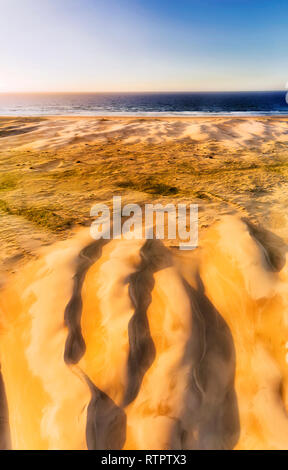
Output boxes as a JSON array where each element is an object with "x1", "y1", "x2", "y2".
[{"x1": 0, "y1": 215, "x2": 288, "y2": 449}]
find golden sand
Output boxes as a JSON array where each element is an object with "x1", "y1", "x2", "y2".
[{"x1": 1, "y1": 117, "x2": 288, "y2": 449}]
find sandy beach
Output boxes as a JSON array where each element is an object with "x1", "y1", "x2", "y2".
[{"x1": 1, "y1": 116, "x2": 288, "y2": 449}]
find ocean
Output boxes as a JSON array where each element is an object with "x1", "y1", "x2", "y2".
[{"x1": 0, "y1": 91, "x2": 287, "y2": 116}]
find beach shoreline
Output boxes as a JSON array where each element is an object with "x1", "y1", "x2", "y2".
[{"x1": 1, "y1": 114, "x2": 288, "y2": 119}]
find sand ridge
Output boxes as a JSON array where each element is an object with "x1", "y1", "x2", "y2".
[{"x1": 0, "y1": 216, "x2": 288, "y2": 449}]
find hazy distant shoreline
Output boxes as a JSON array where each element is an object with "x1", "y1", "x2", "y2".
[{"x1": 1, "y1": 114, "x2": 288, "y2": 119}]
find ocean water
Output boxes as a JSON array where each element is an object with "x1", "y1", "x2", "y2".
[{"x1": 0, "y1": 91, "x2": 287, "y2": 116}]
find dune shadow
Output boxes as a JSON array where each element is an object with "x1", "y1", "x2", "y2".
[
  {"x1": 0, "y1": 125, "x2": 40, "y2": 138},
  {"x1": 85, "y1": 375, "x2": 127, "y2": 450},
  {"x1": 175, "y1": 273, "x2": 240, "y2": 450},
  {"x1": 64, "y1": 238, "x2": 110, "y2": 365},
  {"x1": 243, "y1": 218, "x2": 288, "y2": 272},
  {"x1": 0, "y1": 368, "x2": 11, "y2": 450},
  {"x1": 63, "y1": 237, "x2": 126, "y2": 450},
  {"x1": 123, "y1": 239, "x2": 173, "y2": 406}
]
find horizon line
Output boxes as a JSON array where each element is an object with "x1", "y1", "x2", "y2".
[{"x1": 0, "y1": 89, "x2": 286, "y2": 95}]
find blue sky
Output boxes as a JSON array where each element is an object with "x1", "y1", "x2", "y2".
[{"x1": 0, "y1": 0, "x2": 287, "y2": 92}]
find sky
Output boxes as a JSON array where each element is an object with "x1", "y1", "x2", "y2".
[{"x1": 0, "y1": 0, "x2": 287, "y2": 92}]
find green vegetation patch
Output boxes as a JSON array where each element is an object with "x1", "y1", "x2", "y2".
[
  {"x1": 0, "y1": 199, "x2": 73, "y2": 231},
  {"x1": 0, "y1": 173, "x2": 19, "y2": 191},
  {"x1": 117, "y1": 178, "x2": 179, "y2": 196}
]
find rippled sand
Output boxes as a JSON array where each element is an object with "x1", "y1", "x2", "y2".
[
  {"x1": 1, "y1": 117, "x2": 288, "y2": 449},
  {"x1": 1, "y1": 115, "x2": 288, "y2": 150}
]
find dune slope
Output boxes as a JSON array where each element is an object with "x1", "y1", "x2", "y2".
[{"x1": 0, "y1": 216, "x2": 288, "y2": 449}]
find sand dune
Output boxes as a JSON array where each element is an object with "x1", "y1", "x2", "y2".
[
  {"x1": 0, "y1": 216, "x2": 288, "y2": 449},
  {"x1": 1, "y1": 115, "x2": 288, "y2": 276},
  {"x1": 1, "y1": 116, "x2": 288, "y2": 449},
  {"x1": 1, "y1": 116, "x2": 288, "y2": 151}
]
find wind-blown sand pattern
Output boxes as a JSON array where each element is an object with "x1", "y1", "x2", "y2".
[
  {"x1": 1, "y1": 117, "x2": 288, "y2": 449},
  {"x1": 1, "y1": 116, "x2": 288, "y2": 150}
]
